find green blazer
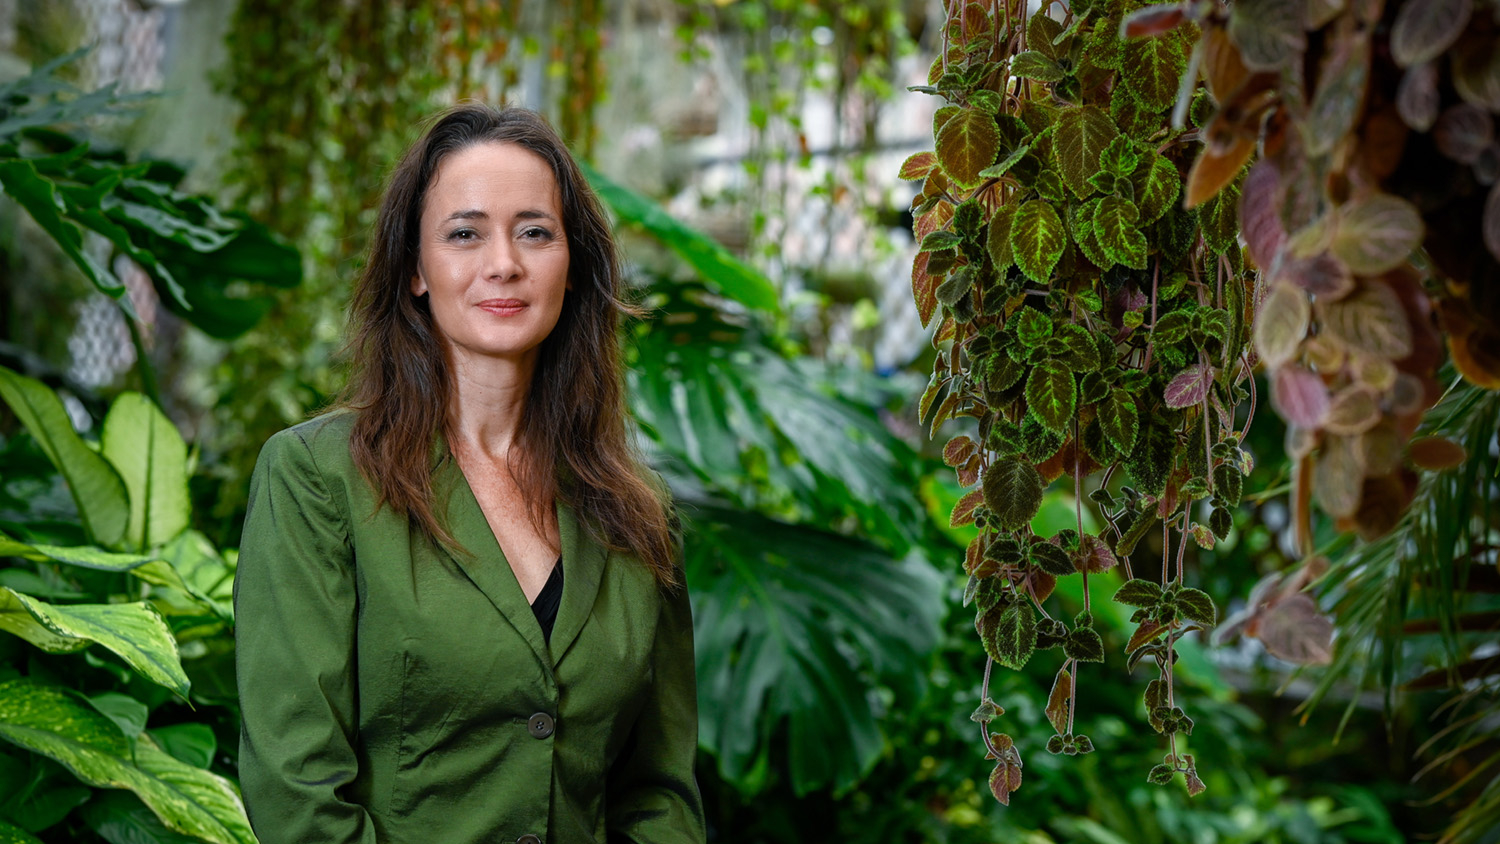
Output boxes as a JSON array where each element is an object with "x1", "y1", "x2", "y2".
[{"x1": 234, "y1": 412, "x2": 705, "y2": 844}]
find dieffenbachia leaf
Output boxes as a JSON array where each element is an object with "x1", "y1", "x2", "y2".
[
  {"x1": 1009, "y1": 199, "x2": 1067, "y2": 284},
  {"x1": 1052, "y1": 105, "x2": 1120, "y2": 200},
  {"x1": 0, "y1": 589, "x2": 188, "y2": 696},
  {"x1": 982, "y1": 456, "x2": 1046, "y2": 533}
]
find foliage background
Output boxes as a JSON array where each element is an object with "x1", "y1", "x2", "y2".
[{"x1": 0, "y1": 1, "x2": 1493, "y2": 843}]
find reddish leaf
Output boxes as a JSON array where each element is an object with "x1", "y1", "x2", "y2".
[
  {"x1": 1252, "y1": 592, "x2": 1334, "y2": 664},
  {"x1": 1408, "y1": 436, "x2": 1468, "y2": 470},
  {"x1": 1279, "y1": 251, "x2": 1353, "y2": 300},
  {"x1": 930, "y1": 391, "x2": 961, "y2": 438},
  {"x1": 912, "y1": 251, "x2": 938, "y2": 328},
  {"x1": 1127, "y1": 620, "x2": 1167, "y2": 653},
  {"x1": 951, "y1": 488, "x2": 985, "y2": 527},
  {"x1": 1353, "y1": 472, "x2": 1411, "y2": 540},
  {"x1": 964, "y1": 535, "x2": 986, "y2": 575},
  {"x1": 919, "y1": 373, "x2": 947, "y2": 425},
  {"x1": 1164, "y1": 363, "x2": 1216, "y2": 409},
  {"x1": 899, "y1": 151, "x2": 939, "y2": 181},
  {"x1": 1028, "y1": 568, "x2": 1057, "y2": 603},
  {"x1": 1240, "y1": 160, "x2": 1285, "y2": 269},
  {"x1": 989, "y1": 757, "x2": 1023, "y2": 805},
  {"x1": 1390, "y1": 0, "x2": 1472, "y2": 68},
  {"x1": 958, "y1": 454, "x2": 983, "y2": 487},
  {"x1": 944, "y1": 434, "x2": 979, "y2": 467},
  {"x1": 1253, "y1": 281, "x2": 1310, "y2": 369},
  {"x1": 1074, "y1": 534, "x2": 1118, "y2": 574},
  {"x1": 1184, "y1": 134, "x2": 1255, "y2": 209},
  {"x1": 1396, "y1": 62, "x2": 1441, "y2": 132},
  {"x1": 1120, "y1": 3, "x2": 1190, "y2": 38},
  {"x1": 1045, "y1": 667, "x2": 1072, "y2": 735},
  {"x1": 1433, "y1": 103, "x2": 1494, "y2": 165},
  {"x1": 961, "y1": 1, "x2": 990, "y2": 41},
  {"x1": 1360, "y1": 419, "x2": 1405, "y2": 477},
  {"x1": 937, "y1": 108, "x2": 1001, "y2": 189},
  {"x1": 1319, "y1": 279, "x2": 1415, "y2": 359},
  {"x1": 1323, "y1": 386, "x2": 1382, "y2": 435},
  {"x1": 1272, "y1": 365, "x2": 1330, "y2": 428},
  {"x1": 1202, "y1": 26, "x2": 1251, "y2": 101}
]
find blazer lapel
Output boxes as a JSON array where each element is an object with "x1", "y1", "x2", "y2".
[
  {"x1": 431, "y1": 453, "x2": 550, "y2": 666},
  {"x1": 549, "y1": 500, "x2": 605, "y2": 665}
]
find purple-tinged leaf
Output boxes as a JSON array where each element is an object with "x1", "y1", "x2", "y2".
[
  {"x1": 1253, "y1": 281, "x2": 1310, "y2": 369},
  {"x1": 1163, "y1": 363, "x2": 1215, "y2": 409},
  {"x1": 1433, "y1": 103, "x2": 1494, "y2": 165},
  {"x1": 1390, "y1": 0, "x2": 1471, "y2": 68},
  {"x1": 1240, "y1": 160, "x2": 1286, "y2": 269},
  {"x1": 1396, "y1": 62, "x2": 1440, "y2": 132},
  {"x1": 1272, "y1": 365, "x2": 1330, "y2": 428}
]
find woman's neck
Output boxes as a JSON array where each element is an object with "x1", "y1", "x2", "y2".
[{"x1": 446, "y1": 351, "x2": 535, "y2": 463}]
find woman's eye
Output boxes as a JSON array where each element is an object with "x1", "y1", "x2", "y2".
[
  {"x1": 445, "y1": 228, "x2": 477, "y2": 242},
  {"x1": 521, "y1": 226, "x2": 554, "y2": 241}
]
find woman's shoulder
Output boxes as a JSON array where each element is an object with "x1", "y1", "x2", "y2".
[{"x1": 258, "y1": 409, "x2": 360, "y2": 476}]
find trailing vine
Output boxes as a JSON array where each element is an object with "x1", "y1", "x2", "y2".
[{"x1": 904, "y1": 0, "x2": 1255, "y2": 801}]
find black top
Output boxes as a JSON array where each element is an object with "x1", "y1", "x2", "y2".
[{"x1": 530, "y1": 556, "x2": 564, "y2": 643}]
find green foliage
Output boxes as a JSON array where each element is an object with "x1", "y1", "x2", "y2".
[{"x1": 907, "y1": 0, "x2": 1252, "y2": 800}]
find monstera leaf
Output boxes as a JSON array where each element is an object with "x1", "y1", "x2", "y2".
[{"x1": 684, "y1": 501, "x2": 944, "y2": 796}]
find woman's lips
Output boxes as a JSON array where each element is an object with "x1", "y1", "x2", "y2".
[{"x1": 476, "y1": 299, "x2": 527, "y2": 316}]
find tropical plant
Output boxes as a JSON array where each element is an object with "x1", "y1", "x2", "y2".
[
  {"x1": 0, "y1": 366, "x2": 249, "y2": 844},
  {"x1": 903, "y1": 0, "x2": 1258, "y2": 801}
]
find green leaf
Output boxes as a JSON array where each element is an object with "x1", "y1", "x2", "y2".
[
  {"x1": 978, "y1": 145, "x2": 1032, "y2": 180},
  {"x1": 1099, "y1": 388, "x2": 1139, "y2": 454},
  {"x1": 1029, "y1": 541, "x2": 1076, "y2": 576},
  {"x1": 1131, "y1": 150, "x2": 1181, "y2": 224},
  {"x1": 1026, "y1": 359, "x2": 1077, "y2": 434},
  {"x1": 982, "y1": 456, "x2": 1046, "y2": 532},
  {"x1": 1064, "y1": 627, "x2": 1105, "y2": 663},
  {"x1": 1126, "y1": 415, "x2": 1176, "y2": 497},
  {"x1": 581, "y1": 161, "x2": 780, "y2": 313},
  {"x1": 0, "y1": 589, "x2": 188, "y2": 697},
  {"x1": 0, "y1": 680, "x2": 253, "y2": 844},
  {"x1": 0, "y1": 534, "x2": 152, "y2": 571},
  {"x1": 1052, "y1": 105, "x2": 1120, "y2": 199},
  {"x1": 1093, "y1": 196, "x2": 1148, "y2": 269},
  {"x1": 1027, "y1": 10, "x2": 1070, "y2": 60},
  {"x1": 987, "y1": 205, "x2": 1016, "y2": 272},
  {"x1": 1148, "y1": 763, "x2": 1176, "y2": 785},
  {"x1": 1176, "y1": 587, "x2": 1217, "y2": 626},
  {"x1": 1121, "y1": 31, "x2": 1190, "y2": 112},
  {"x1": 149, "y1": 724, "x2": 217, "y2": 769},
  {"x1": 0, "y1": 819, "x2": 44, "y2": 844},
  {"x1": 0, "y1": 366, "x2": 128, "y2": 547},
  {"x1": 1011, "y1": 51, "x2": 1066, "y2": 81},
  {"x1": 1199, "y1": 178, "x2": 1242, "y2": 255},
  {"x1": 936, "y1": 108, "x2": 1002, "y2": 189},
  {"x1": 1213, "y1": 464, "x2": 1244, "y2": 508},
  {"x1": 1015, "y1": 308, "x2": 1053, "y2": 347},
  {"x1": 101, "y1": 394, "x2": 190, "y2": 552},
  {"x1": 86, "y1": 692, "x2": 148, "y2": 740},
  {"x1": 982, "y1": 601, "x2": 1038, "y2": 669},
  {"x1": 1331, "y1": 193, "x2": 1424, "y2": 275},
  {"x1": 0, "y1": 160, "x2": 122, "y2": 296},
  {"x1": 1009, "y1": 200, "x2": 1067, "y2": 284},
  {"x1": 1113, "y1": 579, "x2": 1164, "y2": 608},
  {"x1": 1099, "y1": 136, "x2": 1139, "y2": 176},
  {"x1": 81, "y1": 791, "x2": 207, "y2": 844},
  {"x1": 935, "y1": 268, "x2": 976, "y2": 309},
  {"x1": 1054, "y1": 323, "x2": 1101, "y2": 372},
  {"x1": 1209, "y1": 505, "x2": 1233, "y2": 540},
  {"x1": 1152, "y1": 309, "x2": 1192, "y2": 346},
  {"x1": 1391, "y1": 0, "x2": 1472, "y2": 68}
]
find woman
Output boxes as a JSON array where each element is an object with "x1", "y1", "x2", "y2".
[{"x1": 234, "y1": 105, "x2": 705, "y2": 844}]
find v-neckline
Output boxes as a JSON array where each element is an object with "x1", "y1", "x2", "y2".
[{"x1": 430, "y1": 444, "x2": 606, "y2": 666}]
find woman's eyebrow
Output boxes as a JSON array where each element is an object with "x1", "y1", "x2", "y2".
[{"x1": 441, "y1": 209, "x2": 488, "y2": 223}]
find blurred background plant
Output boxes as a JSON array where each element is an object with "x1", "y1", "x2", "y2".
[{"x1": 0, "y1": 1, "x2": 1491, "y2": 843}]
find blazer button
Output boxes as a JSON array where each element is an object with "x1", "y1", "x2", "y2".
[
  {"x1": 517, "y1": 836, "x2": 542, "y2": 844},
  {"x1": 527, "y1": 712, "x2": 555, "y2": 739}
]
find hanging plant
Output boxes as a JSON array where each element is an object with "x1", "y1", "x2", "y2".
[{"x1": 905, "y1": 0, "x2": 1256, "y2": 802}]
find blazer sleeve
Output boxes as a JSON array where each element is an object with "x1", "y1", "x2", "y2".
[
  {"x1": 233, "y1": 429, "x2": 378, "y2": 844},
  {"x1": 605, "y1": 492, "x2": 707, "y2": 844}
]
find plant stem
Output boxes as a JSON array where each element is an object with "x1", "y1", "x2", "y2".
[{"x1": 123, "y1": 310, "x2": 161, "y2": 409}]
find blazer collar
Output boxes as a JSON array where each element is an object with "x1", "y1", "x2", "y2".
[{"x1": 430, "y1": 444, "x2": 605, "y2": 668}]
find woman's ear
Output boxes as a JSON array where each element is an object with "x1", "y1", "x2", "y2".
[{"x1": 410, "y1": 272, "x2": 428, "y2": 297}]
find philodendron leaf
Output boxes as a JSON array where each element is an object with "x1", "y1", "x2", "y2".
[
  {"x1": 0, "y1": 680, "x2": 253, "y2": 844},
  {"x1": 0, "y1": 160, "x2": 124, "y2": 297},
  {"x1": 0, "y1": 366, "x2": 128, "y2": 547},
  {"x1": 1010, "y1": 199, "x2": 1067, "y2": 284},
  {"x1": 982, "y1": 456, "x2": 1046, "y2": 533},
  {"x1": 0, "y1": 589, "x2": 188, "y2": 697},
  {"x1": 937, "y1": 108, "x2": 1002, "y2": 189},
  {"x1": 102, "y1": 393, "x2": 190, "y2": 552},
  {"x1": 1026, "y1": 359, "x2": 1077, "y2": 434},
  {"x1": 1093, "y1": 196, "x2": 1148, "y2": 269},
  {"x1": 1052, "y1": 105, "x2": 1120, "y2": 199},
  {"x1": 0, "y1": 533, "x2": 153, "y2": 572}
]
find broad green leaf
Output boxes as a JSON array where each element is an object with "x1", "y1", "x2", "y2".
[
  {"x1": 982, "y1": 601, "x2": 1038, "y2": 669},
  {"x1": 1093, "y1": 196, "x2": 1148, "y2": 269},
  {"x1": 1099, "y1": 388, "x2": 1139, "y2": 454},
  {"x1": 1126, "y1": 415, "x2": 1175, "y2": 497},
  {"x1": 1390, "y1": 0, "x2": 1470, "y2": 68},
  {"x1": 81, "y1": 791, "x2": 206, "y2": 844},
  {"x1": 0, "y1": 821, "x2": 42, "y2": 844},
  {"x1": 1131, "y1": 150, "x2": 1181, "y2": 224},
  {"x1": 1213, "y1": 464, "x2": 1245, "y2": 508},
  {"x1": 0, "y1": 589, "x2": 188, "y2": 697},
  {"x1": 1070, "y1": 199, "x2": 1110, "y2": 268},
  {"x1": 1026, "y1": 10, "x2": 1070, "y2": 60},
  {"x1": 978, "y1": 145, "x2": 1031, "y2": 180},
  {"x1": 149, "y1": 724, "x2": 217, "y2": 769},
  {"x1": 1051, "y1": 105, "x2": 1120, "y2": 199},
  {"x1": 1026, "y1": 360, "x2": 1076, "y2": 434},
  {"x1": 1199, "y1": 177, "x2": 1242, "y2": 254},
  {"x1": 87, "y1": 692, "x2": 149, "y2": 740},
  {"x1": 1099, "y1": 136, "x2": 1139, "y2": 176},
  {"x1": 1028, "y1": 541, "x2": 1075, "y2": 576},
  {"x1": 1011, "y1": 51, "x2": 1065, "y2": 82},
  {"x1": 581, "y1": 162, "x2": 780, "y2": 313},
  {"x1": 101, "y1": 393, "x2": 190, "y2": 552},
  {"x1": 1113, "y1": 579, "x2": 1163, "y2": 608},
  {"x1": 1009, "y1": 200, "x2": 1067, "y2": 284},
  {"x1": 1253, "y1": 281, "x2": 1310, "y2": 369},
  {"x1": 1330, "y1": 193, "x2": 1424, "y2": 275},
  {"x1": 0, "y1": 681, "x2": 252, "y2": 844},
  {"x1": 0, "y1": 160, "x2": 123, "y2": 296},
  {"x1": 898, "y1": 151, "x2": 939, "y2": 181},
  {"x1": 1063, "y1": 627, "x2": 1105, "y2": 663},
  {"x1": 0, "y1": 534, "x2": 152, "y2": 571},
  {"x1": 987, "y1": 205, "x2": 1016, "y2": 272},
  {"x1": 983, "y1": 456, "x2": 1046, "y2": 533},
  {"x1": 1121, "y1": 31, "x2": 1190, "y2": 112},
  {"x1": 936, "y1": 108, "x2": 1001, "y2": 189},
  {"x1": 1014, "y1": 308, "x2": 1052, "y2": 347},
  {"x1": 0, "y1": 366, "x2": 128, "y2": 547}
]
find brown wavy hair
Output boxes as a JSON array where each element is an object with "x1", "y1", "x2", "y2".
[{"x1": 336, "y1": 104, "x2": 678, "y2": 588}]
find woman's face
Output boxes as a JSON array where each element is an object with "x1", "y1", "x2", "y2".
[{"x1": 412, "y1": 142, "x2": 570, "y2": 372}]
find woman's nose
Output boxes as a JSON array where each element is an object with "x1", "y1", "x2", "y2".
[{"x1": 483, "y1": 238, "x2": 522, "y2": 282}]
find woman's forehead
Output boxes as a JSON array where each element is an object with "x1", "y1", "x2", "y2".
[{"x1": 423, "y1": 142, "x2": 562, "y2": 217}]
